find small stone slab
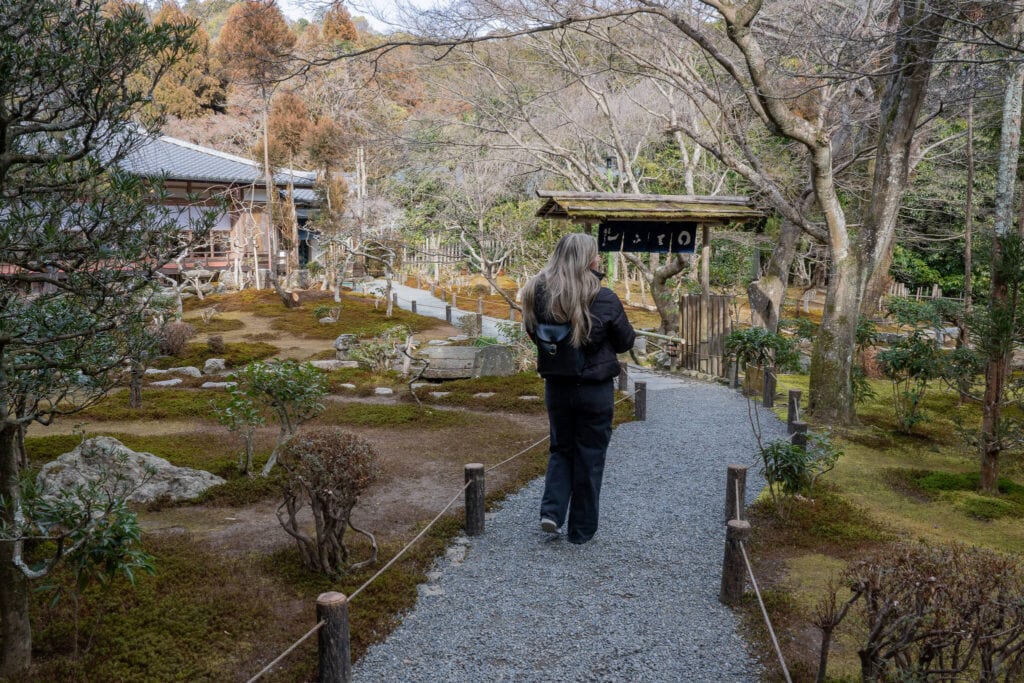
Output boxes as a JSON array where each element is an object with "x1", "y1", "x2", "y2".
[
  {"x1": 339, "y1": 383, "x2": 357, "y2": 390},
  {"x1": 310, "y1": 360, "x2": 359, "y2": 371},
  {"x1": 203, "y1": 358, "x2": 226, "y2": 374},
  {"x1": 167, "y1": 366, "x2": 202, "y2": 378},
  {"x1": 410, "y1": 382, "x2": 429, "y2": 389},
  {"x1": 447, "y1": 335, "x2": 470, "y2": 342},
  {"x1": 201, "y1": 381, "x2": 236, "y2": 389},
  {"x1": 473, "y1": 392, "x2": 495, "y2": 399},
  {"x1": 374, "y1": 387, "x2": 394, "y2": 395},
  {"x1": 145, "y1": 368, "x2": 168, "y2": 376},
  {"x1": 427, "y1": 339, "x2": 450, "y2": 346},
  {"x1": 518, "y1": 395, "x2": 540, "y2": 401},
  {"x1": 150, "y1": 378, "x2": 183, "y2": 387},
  {"x1": 319, "y1": 317, "x2": 337, "y2": 324},
  {"x1": 429, "y1": 392, "x2": 450, "y2": 399}
]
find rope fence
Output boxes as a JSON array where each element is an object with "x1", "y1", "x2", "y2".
[
  {"x1": 718, "y1": 392, "x2": 805, "y2": 683},
  {"x1": 248, "y1": 364, "x2": 645, "y2": 683}
]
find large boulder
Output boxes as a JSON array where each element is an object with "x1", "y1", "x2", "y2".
[
  {"x1": 203, "y1": 358, "x2": 227, "y2": 374},
  {"x1": 333, "y1": 334, "x2": 358, "y2": 360},
  {"x1": 419, "y1": 345, "x2": 515, "y2": 380},
  {"x1": 37, "y1": 436, "x2": 225, "y2": 504}
]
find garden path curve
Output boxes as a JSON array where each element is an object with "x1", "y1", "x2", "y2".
[{"x1": 354, "y1": 367, "x2": 787, "y2": 682}]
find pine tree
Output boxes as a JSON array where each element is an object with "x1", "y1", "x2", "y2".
[{"x1": 152, "y1": 1, "x2": 226, "y2": 118}]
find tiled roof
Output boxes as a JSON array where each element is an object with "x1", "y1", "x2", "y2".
[{"x1": 119, "y1": 135, "x2": 317, "y2": 189}]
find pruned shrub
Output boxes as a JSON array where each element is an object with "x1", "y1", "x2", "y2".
[
  {"x1": 158, "y1": 321, "x2": 195, "y2": 357},
  {"x1": 276, "y1": 427, "x2": 380, "y2": 576},
  {"x1": 816, "y1": 542, "x2": 1024, "y2": 682},
  {"x1": 207, "y1": 334, "x2": 225, "y2": 355}
]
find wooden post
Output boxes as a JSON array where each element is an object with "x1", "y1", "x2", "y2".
[
  {"x1": 445, "y1": 304, "x2": 452, "y2": 323},
  {"x1": 725, "y1": 464, "x2": 747, "y2": 523},
  {"x1": 475, "y1": 312, "x2": 483, "y2": 333},
  {"x1": 509, "y1": 305, "x2": 515, "y2": 321},
  {"x1": 787, "y1": 390, "x2": 802, "y2": 434},
  {"x1": 317, "y1": 592, "x2": 352, "y2": 683},
  {"x1": 634, "y1": 381, "x2": 647, "y2": 421},
  {"x1": 617, "y1": 361, "x2": 629, "y2": 392},
  {"x1": 720, "y1": 519, "x2": 751, "y2": 605},
  {"x1": 392, "y1": 292, "x2": 398, "y2": 307},
  {"x1": 762, "y1": 366, "x2": 776, "y2": 408},
  {"x1": 730, "y1": 360, "x2": 740, "y2": 389},
  {"x1": 464, "y1": 463, "x2": 485, "y2": 536},
  {"x1": 416, "y1": 273, "x2": 421, "y2": 289},
  {"x1": 452, "y1": 292, "x2": 457, "y2": 309},
  {"x1": 477, "y1": 296, "x2": 484, "y2": 315},
  {"x1": 791, "y1": 421, "x2": 808, "y2": 448},
  {"x1": 411, "y1": 300, "x2": 417, "y2": 314}
]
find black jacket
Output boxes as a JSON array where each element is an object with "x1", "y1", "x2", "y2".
[{"x1": 529, "y1": 278, "x2": 636, "y2": 382}]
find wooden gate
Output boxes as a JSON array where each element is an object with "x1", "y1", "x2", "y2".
[{"x1": 679, "y1": 294, "x2": 734, "y2": 378}]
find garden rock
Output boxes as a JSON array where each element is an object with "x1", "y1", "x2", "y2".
[
  {"x1": 333, "y1": 334, "x2": 358, "y2": 360},
  {"x1": 37, "y1": 436, "x2": 224, "y2": 504},
  {"x1": 150, "y1": 378, "x2": 183, "y2": 387},
  {"x1": 339, "y1": 383, "x2": 357, "y2": 390},
  {"x1": 311, "y1": 360, "x2": 358, "y2": 371},
  {"x1": 419, "y1": 345, "x2": 515, "y2": 380},
  {"x1": 145, "y1": 368, "x2": 168, "y2": 376},
  {"x1": 427, "y1": 339, "x2": 451, "y2": 346},
  {"x1": 473, "y1": 392, "x2": 495, "y2": 399},
  {"x1": 519, "y1": 395, "x2": 540, "y2": 401},
  {"x1": 447, "y1": 335, "x2": 470, "y2": 342},
  {"x1": 201, "y1": 381, "x2": 236, "y2": 389},
  {"x1": 168, "y1": 366, "x2": 202, "y2": 378},
  {"x1": 429, "y1": 392, "x2": 450, "y2": 399},
  {"x1": 374, "y1": 387, "x2": 394, "y2": 396},
  {"x1": 319, "y1": 317, "x2": 337, "y2": 324},
  {"x1": 203, "y1": 358, "x2": 226, "y2": 374}
]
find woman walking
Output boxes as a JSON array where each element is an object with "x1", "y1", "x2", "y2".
[{"x1": 522, "y1": 233, "x2": 635, "y2": 544}]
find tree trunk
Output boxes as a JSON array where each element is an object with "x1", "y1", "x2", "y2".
[
  {"x1": 979, "y1": 55, "x2": 1024, "y2": 493},
  {"x1": 808, "y1": 253, "x2": 860, "y2": 423},
  {"x1": 262, "y1": 104, "x2": 276, "y2": 286},
  {"x1": 129, "y1": 359, "x2": 143, "y2": 409},
  {"x1": 748, "y1": 220, "x2": 800, "y2": 332},
  {"x1": 0, "y1": 422, "x2": 32, "y2": 678}
]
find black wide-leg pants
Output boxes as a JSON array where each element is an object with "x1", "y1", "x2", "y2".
[{"x1": 539, "y1": 378, "x2": 615, "y2": 544}]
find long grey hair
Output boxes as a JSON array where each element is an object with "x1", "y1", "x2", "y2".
[{"x1": 521, "y1": 233, "x2": 600, "y2": 347}]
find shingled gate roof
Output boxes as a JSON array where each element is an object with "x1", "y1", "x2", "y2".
[{"x1": 535, "y1": 191, "x2": 764, "y2": 224}]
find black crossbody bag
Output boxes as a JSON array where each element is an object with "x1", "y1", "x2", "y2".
[{"x1": 535, "y1": 322, "x2": 585, "y2": 377}]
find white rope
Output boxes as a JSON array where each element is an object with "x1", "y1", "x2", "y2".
[
  {"x1": 348, "y1": 480, "x2": 472, "y2": 602},
  {"x1": 247, "y1": 620, "x2": 324, "y2": 683},
  {"x1": 738, "y1": 540, "x2": 793, "y2": 683}
]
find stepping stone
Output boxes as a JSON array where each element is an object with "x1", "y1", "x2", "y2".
[
  {"x1": 518, "y1": 395, "x2": 540, "y2": 401},
  {"x1": 168, "y1": 366, "x2": 202, "y2": 377},
  {"x1": 203, "y1": 358, "x2": 226, "y2": 374},
  {"x1": 145, "y1": 368, "x2": 168, "y2": 376},
  {"x1": 374, "y1": 387, "x2": 394, "y2": 395},
  {"x1": 427, "y1": 339, "x2": 450, "y2": 346},
  {"x1": 447, "y1": 335, "x2": 470, "y2": 342},
  {"x1": 411, "y1": 382, "x2": 429, "y2": 389},
  {"x1": 429, "y1": 392, "x2": 450, "y2": 399},
  {"x1": 473, "y1": 392, "x2": 495, "y2": 399},
  {"x1": 150, "y1": 378, "x2": 182, "y2": 387},
  {"x1": 311, "y1": 360, "x2": 359, "y2": 371},
  {"x1": 339, "y1": 383, "x2": 357, "y2": 390},
  {"x1": 201, "y1": 381, "x2": 236, "y2": 389}
]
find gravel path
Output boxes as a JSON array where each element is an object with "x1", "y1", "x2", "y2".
[
  {"x1": 353, "y1": 280, "x2": 513, "y2": 340},
  {"x1": 354, "y1": 369, "x2": 788, "y2": 682}
]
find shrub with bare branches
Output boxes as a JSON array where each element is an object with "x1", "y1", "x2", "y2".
[
  {"x1": 158, "y1": 321, "x2": 195, "y2": 357},
  {"x1": 815, "y1": 542, "x2": 1024, "y2": 682},
  {"x1": 276, "y1": 427, "x2": 380, "y2": 576}
]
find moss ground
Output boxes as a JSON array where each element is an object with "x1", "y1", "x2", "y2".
[{"x1": 741, "y1": 373, "x2": 1024, "y2": 680}]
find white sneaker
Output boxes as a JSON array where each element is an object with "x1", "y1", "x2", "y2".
[{"x1": 540, "y1": 518, "x2": 559, "y2": 533}]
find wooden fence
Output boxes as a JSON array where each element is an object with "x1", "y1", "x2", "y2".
[{"x1": 679, "y1": 294, "x2": 733, "y2": 379}]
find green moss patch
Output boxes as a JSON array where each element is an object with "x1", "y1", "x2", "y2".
[
  {"x1": 187, "y1": 317, "x2": 246, "y2": 334},
  {"x1": 28, "y1": 532, "x2": 277, "y2": 682},
  {"x1": 150, "y1": 341, "x2": 278, "y2": 370},
  {"x1": 317, "y1": 403, "x2": 473, "y2": 429},
  {"x1": 190, "y1": 289, "x2": 443, "y2": 340},
  {"x1": 78, "y1": 389, "x2": 230, "y2": 422},
  {"x1": 410, "y1": 373, "x2": 547, "y2": 413},
  {"x1": 886, "y1": 468, "x2": 1024, "y2": 520}
]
